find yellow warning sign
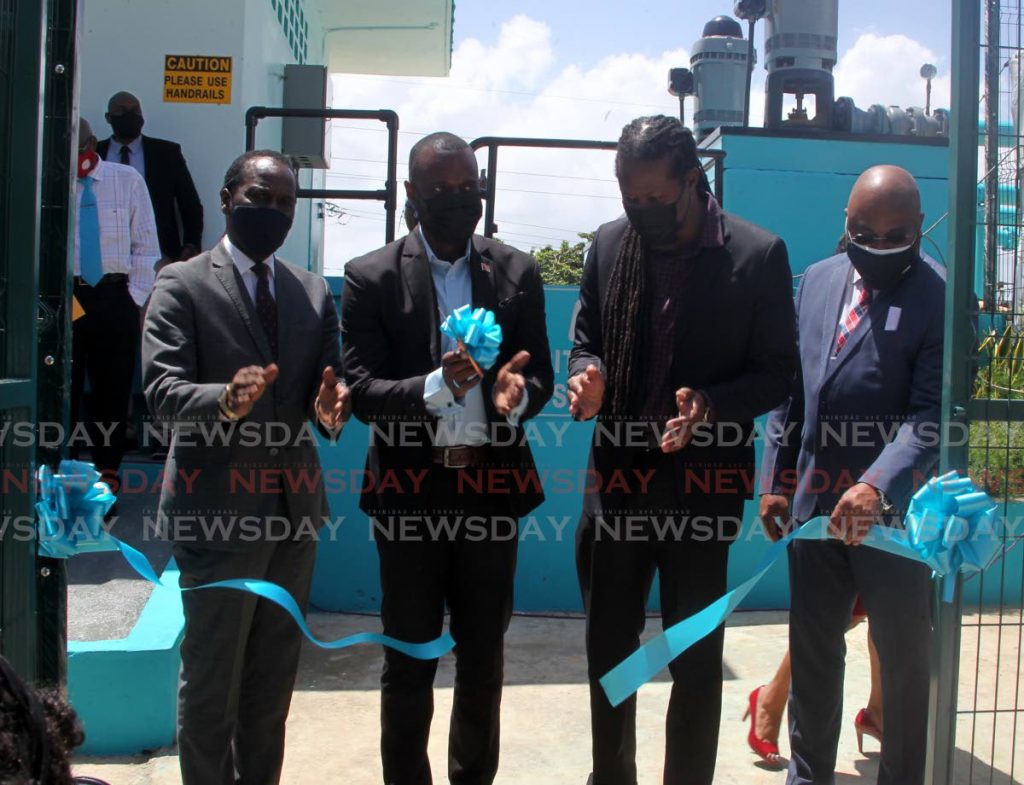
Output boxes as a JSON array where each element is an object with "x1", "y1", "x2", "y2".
[{"x1": 163, "y1": 55, "x2": 232, "y2": 104}]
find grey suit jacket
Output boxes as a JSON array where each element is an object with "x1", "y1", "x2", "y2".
[
  {"x1": 142, "y1": 241, "x2": 342, "y2": 548},
  {"x1": 760, "y1": 253, "x2": 945, "y2": 521}
]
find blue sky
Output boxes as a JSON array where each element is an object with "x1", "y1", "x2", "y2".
[{"x1": 452, "y1": 1, "x2": 951, "y2": 74}]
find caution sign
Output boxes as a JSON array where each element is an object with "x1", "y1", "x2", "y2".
[{"x1": 163, "y1": 55, "x2": 232, "y2": 104}]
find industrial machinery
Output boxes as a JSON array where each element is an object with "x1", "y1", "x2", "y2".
[
  {"x1": 672, "y1": 0, "x2": 949, "y2": 140},
  {"x1": 689, "y1": 15, "x2": 755, "y2": 140},
  {"x1": 762, "y1": 0, "x2": 839, "y2": 129}
]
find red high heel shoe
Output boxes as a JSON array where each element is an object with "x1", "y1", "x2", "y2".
[
  {"x1": 743, "y1": 686, "x2": 784, "y2": 768},
  {"x1": 854, "y1": 708, "x2": 883, "y2": 754}
]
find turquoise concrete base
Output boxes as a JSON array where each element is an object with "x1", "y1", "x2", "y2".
[{"x1": 68, "y1": 561, "x2": 183, "y2": 755}]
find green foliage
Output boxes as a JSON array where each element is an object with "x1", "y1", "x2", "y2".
[
  {"x1": 533, "y1": 233, "x2": 592, "y2": 286},
  {"x1": 969, "y1": 324, "x2": 1024, "y2": 498}
]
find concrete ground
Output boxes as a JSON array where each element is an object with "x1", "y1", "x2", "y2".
[
  {"x1": 67, "y1": 461, "x2": 1023, "y2": 784},
  {"x1": 72, "y1": 609, "x2": 1024, "y2": 785}
]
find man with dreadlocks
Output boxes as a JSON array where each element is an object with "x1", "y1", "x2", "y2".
[{"x1": 568, "y1": 115, "x2": 799, "y2": 785}]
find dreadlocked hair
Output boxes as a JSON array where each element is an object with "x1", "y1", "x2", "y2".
[{"x1": 602, "y1": 116, "x2": 709, "y2": 418}]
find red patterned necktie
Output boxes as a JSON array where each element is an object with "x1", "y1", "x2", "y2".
[
  {"x1": 834, "y1": 283, "x2": 871, "y2": 356},
  {"x1": 252, "y1": 260, "x2": 278, "y2": 359}
]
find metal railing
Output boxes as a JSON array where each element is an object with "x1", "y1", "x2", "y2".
[
  {"x1": 469, "y1": 135, "x2": 726, "y2": 239},
  {"x1": 933, "y1": 2, "x2": 1024, "y2": 782},
  {"x1": 244, "y1": 106, "x2": 400, "y2": 243}
]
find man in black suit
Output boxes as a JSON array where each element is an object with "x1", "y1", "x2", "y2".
[
  {"x1": 98, "y1": 91, "x2": 204, "y2": 265},
  {"x1": 342, "y1": 132, "x2": 554, "y2": 785},
  {"x1": 568, "y1": 115, "x2": 799, "y2": 785}
]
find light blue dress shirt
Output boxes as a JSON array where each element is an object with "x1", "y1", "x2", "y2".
[
  {"x1": 104, "y1": 135, "x2": 145, "y2": 179},
  {"x1": 420, "y1": 227, "x2": 528, "y2": 446}
]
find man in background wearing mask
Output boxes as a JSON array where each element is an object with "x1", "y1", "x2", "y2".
[
  {"x1": 142, "y1": 150, "x2": 350, "y2": 785},
  {"x1": 98, "y1": 91, "x2": 204, "y2": 267},
  {"x1": 342, "y1": 132, "x2": 553, "y2": 785},
  {"x1": 72, "y1": 118, "x2": 160, "y2": 493},
  {"x1": 760, "y1": 165, "x2": 944, "y2": 785},
  {"x1": 568, "y1": 115, "x2": 798, "y2": 785}
]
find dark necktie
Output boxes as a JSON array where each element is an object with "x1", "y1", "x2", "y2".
[
  {"x1": 252, "y1": 260, "x2": 278, "y2": 359},
  {"x1": 120, "y1": 145, "x2": 130, "y2": 165}
]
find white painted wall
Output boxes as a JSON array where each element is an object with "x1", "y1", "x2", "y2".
[{"x1": 80, "y1": 0, "x2": 326, "y2": 271}]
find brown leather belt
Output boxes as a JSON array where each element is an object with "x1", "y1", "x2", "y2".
[{"x1": 431, "y1": 444, "x2": 492, "y2": 469}]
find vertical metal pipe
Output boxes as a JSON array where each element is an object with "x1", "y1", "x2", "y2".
[
  {"x1": 485, "y1": 144, "x2": 498, "y2": 238},
  {"x1": 985, "y1": 0, "x2": 1001, "y2": 307},
  {"x1": 743, "y1": 19, "x2": 756, "y2": 127},
  {"x1": 385, "y1": 111, "x2": 399, "y2": 243}
]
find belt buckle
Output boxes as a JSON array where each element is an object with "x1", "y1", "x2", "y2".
[{"x1": 443, "y1": 447, "x2": 469, "y2": 469}]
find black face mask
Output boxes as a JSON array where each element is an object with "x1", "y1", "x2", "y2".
[
  {"x1": 623, "y1": 186, "x2": 694, "y2": 249},
  {"x1": 230, "y1": 205, "x2": 293, "y2": 261},
  {"x1": 416, "y1": 190, "x2": 482, "y2": 249},
  {"x1": 846, "y1": 238, "x2": 917, "y2": 291},
  {"x1": 624, "y1": 202, "x2": 681, "y2": 248},
  {"x1": 110, "y1": 112, "x2": 144, "y2": 141}
]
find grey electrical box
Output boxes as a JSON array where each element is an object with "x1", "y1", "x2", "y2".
[{"x1": 282, "y1": 64, "x2": 331, "y2": 169}]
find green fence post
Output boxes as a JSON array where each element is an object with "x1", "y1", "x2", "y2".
[{"x1": 928, "y1": 1, "x2": 982, "y2": 783}]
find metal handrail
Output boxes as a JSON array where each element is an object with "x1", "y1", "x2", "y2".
[
  {"x1": 244, "y1": 107, "x2": 400, "y2": 243},
  {"x1": 469, "y1": 136, "x2": 726, "y2": 238}
]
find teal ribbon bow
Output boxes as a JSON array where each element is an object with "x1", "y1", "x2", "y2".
[
  {"x1": 36, "y1": 461, "x2": 119, "y2": 559},
  {"x1": 440, "y1": 305, "x2": 503, "y2": 370},
  {"x1": 599, "y1": 471, "x2": 1002, "y2": 708},
  {"x1": 36, "y1": 460, "x2": 455, "y2": 660}
]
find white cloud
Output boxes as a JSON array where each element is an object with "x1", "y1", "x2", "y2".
[
  {"x1": 324, "y1": 16, "x2": 688, "y2": 273},
  {"x1": 323, "y1": 22, "x2": 951, "y2": 275},
  {"x1": 834, "y1": 32, "x2": 951, "y2": 111}
]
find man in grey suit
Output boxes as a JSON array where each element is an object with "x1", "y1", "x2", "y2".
[
  {"x1": 760, "y1": 165, "x2": 944, "y2": 785},
  {"x1": 142, "y1": 149, "x2": 350, "y2": 785}
]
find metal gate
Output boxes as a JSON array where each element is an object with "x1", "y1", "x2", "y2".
[
  {"x1": 0, "y1": 0, "x2": 47, "y2": 681},
  {"x1": 934, "y1": 1, "x2": 1024, "y2": 782}
]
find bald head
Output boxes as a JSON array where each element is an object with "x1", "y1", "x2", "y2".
[
  {"x1": 106, "y1": 92, "x2": 144, "y2": 143},
  {"x1": 107, "y1": 91, "x2": 141, "y2": 115},
  {"x1": 78, "y1": 118, "x2": 96, "y2": 152},
  {"x1": 846, "y1": 165, "x2": 923, "y2": 249}
]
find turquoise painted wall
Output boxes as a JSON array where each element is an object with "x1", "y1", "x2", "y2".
[{"x1": 706, "y1": 130, "x2": 951, "y2": 276}]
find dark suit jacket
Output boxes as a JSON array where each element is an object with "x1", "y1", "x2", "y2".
[
  {"x1": 569, "y1": 213, "x2": 798, "y2": 509},
  {"x1": 142, "y1": 242, "x2": 342, "y2": 548},
  {"x1": 341, "y1": 230, "x2": 554, "y2": 517},
  {"x1": 760, "y1": 253, "x2": 945, "y2": 520},
  {"x1": 98, "y1": 135, "x2": 203, "y2": 259}
]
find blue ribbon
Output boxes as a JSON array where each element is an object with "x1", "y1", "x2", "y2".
[
  {"x1": 36, "y1": 462, "x2": 120, "y2": 559},
  {"x1": 599, "y1": 471, "x2": 1002, "y2": 708},
  {"x1": 440, "y1": 305, "x2": 503, "y2": 370},
  {"x1": 36, "y1": 461, "x2": 454, "y2": 660}
]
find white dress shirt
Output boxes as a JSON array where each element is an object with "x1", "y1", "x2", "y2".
[
  {"x1": 221, "y1": 236, "x2": 343, "y2": 436},
  {"x1": 223, "y1": 235, "x2": 277, "y2": 302},
  {"x1": 420, "y1": 227, "x2": 529, "y2": 446},
  {"x1": 75, "y1": 158, "x2": 160, "y2": 306},
  {"x1": 104, "y1": 135, "x2": 145, "y2": 179}
]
